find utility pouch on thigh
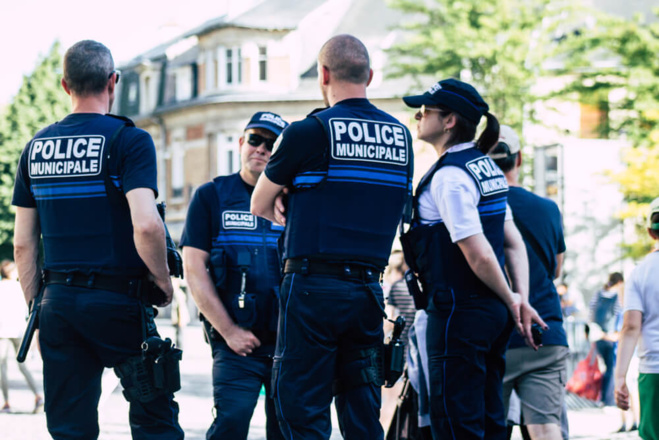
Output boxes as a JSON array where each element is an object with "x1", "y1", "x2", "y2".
[
  {"x1": 114, "y1": 337, "x2": 182, "y2": 403},
  {"x1": 405, "y1": 269, "x2": 427, "y2": 310},
  {"x1": 332, "y1": 345, "x2": 384, "y2": 395},
  {"x1": 231, "y1": 293, "x2": 258, "y2": 328}
]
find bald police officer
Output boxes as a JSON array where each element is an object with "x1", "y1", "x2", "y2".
[
  {"x1": 182, "y1": 112, "x2": 288, "y2": 440},
  {"x1": 252, "y1": 34, "x2": 414, "y2": 439},
  {"x1": 13, "y1": 40, "x2": 183, "y2": 439}
]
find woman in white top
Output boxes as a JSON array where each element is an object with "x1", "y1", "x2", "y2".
[{"x1": 401, "y1": 79, "x2": 543, "y2": 440}]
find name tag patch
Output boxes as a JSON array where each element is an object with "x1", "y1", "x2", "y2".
[
  {"x1": 222, "y1": 211, "x2": 257, "y2": 230},
  {"x1": 465, "y1": 157, "x2": 508, "y2": 196},
  {"x1": 329, "y1": 118, "x2": 408, "y2": 166},
  {"x1": 28, "y1": 135, "x2": 104, "y2": 179}
]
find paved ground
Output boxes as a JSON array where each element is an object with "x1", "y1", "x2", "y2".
[{"x1": 1, "y1": 322, "x2": 642, "y2": 439}]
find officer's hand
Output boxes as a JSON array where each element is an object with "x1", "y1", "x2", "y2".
[
  {"x1": 274, "y1": 187, "x2": 289, "y2": 226},
  {"x1": 151, "y1": 275, "x2": 174, "y2": 307},
  {"x1": 520, "y1": 302, "x2": 548, "y2": 351},
  {"x1": 225, "y1": 325, "x2": 261, "y2": 356},
  {"x1": 506, "y1": 292, "x2": 524, "y2": 337}
]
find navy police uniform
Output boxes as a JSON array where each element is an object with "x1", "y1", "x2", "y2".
[
  {"x1": 181, "y1": 173, "x2": 284, "y2": 439},
  {"x1": 403, "y1": 147, "x2": 513, "y2": 439},
  {"x1": 265, "y1": 98, "x2": 413, "y2": 439},
  {"x1": 12, "y1": 113, "x2": 183, "y2": 440}
]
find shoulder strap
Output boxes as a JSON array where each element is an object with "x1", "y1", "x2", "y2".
[{"x1": 103, "y1": 121, "x2": 132, "y2": 199}]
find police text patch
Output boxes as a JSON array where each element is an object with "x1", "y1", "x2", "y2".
[
  {"x1": 329, "y1": 118, "x2": 408, "y2": 166},
  {"x1": 222, "y1": 211, "x2": 257, "y2": 230},
  {"x1": 28, "y1": 135, "x2": 105, "y2": 179},
  {"x1": 465, "y1": 156, "x2": 508, "y2": 196}
]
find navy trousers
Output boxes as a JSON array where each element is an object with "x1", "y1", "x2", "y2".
[
  {"x1": 38, "y1": 284, "x2": 183, "y2": 440},
  {"x1": 207, "y1": 339, "x2": 283, "y2": 440},
  {"x1": 426, "y1": 289, "x2": 513, "y2": 440},
  {"x1": 273, "y1": 273, "x2": 384, "y2": 440}
]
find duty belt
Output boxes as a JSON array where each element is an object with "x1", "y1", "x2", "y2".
[
  {"x1": 43, "y1": 270, "x2": 142, "y2": 297},
  {"x1": 284, "y1": 258, "x2": 382, "y2": 280}
]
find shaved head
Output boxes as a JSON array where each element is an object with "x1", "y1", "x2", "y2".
[{"x1": 318, "y1": 34, "x2": 370, "y2": 84}]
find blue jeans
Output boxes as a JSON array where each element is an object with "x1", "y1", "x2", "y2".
[
  {"x1": 426, "y1": 289, "x2": 513, "y2": 440},
  {"x1": 273, "y1": 273, "x2": 384, "y2": 440},
  {"x1": 207, "y1": 340, "x2": 283, "y2": 440},
  {"x1": 595, "y1": 339, "x2": 616, "y2": 406},
  {"x1": 39, "y1": 284, "x2": 183, "y2": 440}
]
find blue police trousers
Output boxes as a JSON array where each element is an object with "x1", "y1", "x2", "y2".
[
  {"x1": 272, "y1": 273, "x2": 384, "y2": 440},
  {"x1": 38, "y1": 284, "x2": 183, "y2": 440},
  {"x1": 207, "y1": 339, "x2": 283, "y2": 440},
  {"x1": 426, "y1": 289, "x2": 513, "y2": 440}
]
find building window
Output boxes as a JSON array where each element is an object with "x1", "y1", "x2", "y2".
[
  {"x1": 237, "y1": 48, "x2": 242, "y2": 84},
  {"x1": 226, "y1": 49, "x2": 233, "y2": 84},
  {"x1": 171, "y1": 143, "x2": 185, "y2": 200},
  {"x1": 258, "y1": 46, "x2": 267, "y2": 81},
  {"x1": 217, "y1": 134, "x2": 239, "y2": 176}
]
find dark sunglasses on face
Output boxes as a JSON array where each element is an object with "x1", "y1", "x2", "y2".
[
  {"x1": 108, "y1": 69, "x2": 121, "y2": 84},
  {"x1": 246, "y1": 133, "x2": 276, "y2": 151}
]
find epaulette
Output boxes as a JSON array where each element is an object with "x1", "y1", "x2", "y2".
[
  {"x1": 106, "y1": 113, "x2": 136, "y2": 127},
  {"x1": 307, "y1": 107, "x2": 329, "y2": 117}
]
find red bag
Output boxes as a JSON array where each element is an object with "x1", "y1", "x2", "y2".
[{"x1": 566, "y1": 343, "x2": 602, "y2": 401}]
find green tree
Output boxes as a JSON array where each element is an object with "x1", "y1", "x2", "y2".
[
  {"x1": 557, "y1": 11, "x2": 659, "y2": 257},
  {"x1": 0, "y1": 41, "x2": 69, "y2": 259},
  {"x1": 386, "y1": 0, "x2": 576, "y2": 131}
]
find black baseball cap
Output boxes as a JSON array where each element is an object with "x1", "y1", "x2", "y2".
[
  {"x1": 244, "y1": 112, "x2": 289, "y2": 137},
  {"x1": 403, "y1": 78, "x2": 489, "y2": 124}
]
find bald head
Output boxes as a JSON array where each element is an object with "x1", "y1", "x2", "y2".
[{"x1": 318, "y1": 34, "x2": 370, "y2": 84}]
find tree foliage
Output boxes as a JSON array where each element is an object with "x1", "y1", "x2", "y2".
[
  {"x1": 385, "y1": 0, "x2": 576, "y2": 131},
  {"x1": 557, "y1": 11, "x2": 659, "y2": 258},
  {"x1": 0, "y1": 41, "x2": 69, "y2": 259}
]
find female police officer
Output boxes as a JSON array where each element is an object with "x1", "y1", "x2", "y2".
[{"x1": 401, "y1": 79, "x2": 544, "y2": 439}]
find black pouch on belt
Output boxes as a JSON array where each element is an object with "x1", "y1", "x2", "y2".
[{"x1": 404, "y1": 269, "x2": 427, "y2": 310}]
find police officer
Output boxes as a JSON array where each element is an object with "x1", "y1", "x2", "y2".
[
  {"x1": 12, "y1": 40, "x2": 183, "y2": 439},
  {"x1": 181, "y1": 111, "x2": 288, "y2": 440},
  {"x1": 401, "y1": 79, "x2": 544, "y2": 439},
  {"x1": 252, "y1": 34, "x2": 414, "y2": 439}
]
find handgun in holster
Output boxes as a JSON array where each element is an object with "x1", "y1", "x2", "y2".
[{"x1": 383, "y1": 315, "x2": 406, "y2": 387}]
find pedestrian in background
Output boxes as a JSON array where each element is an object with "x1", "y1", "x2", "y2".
[
  {"x1": 615, "y1": 197, "x2": 659, "y2": 439},
  {"x1": 489, "y1": 126, "x2": 569, "y2": 440},
  {"x1": 0, "y1": 260, "x2": 43, "y2": 414}
]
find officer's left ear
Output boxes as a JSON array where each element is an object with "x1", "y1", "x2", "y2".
[
  {"x1": 516, "y1": 150, "x2": 523, "y2": 168},
  {"x1": 366, "y1": 69, "x2": 374, "y2": 87}
]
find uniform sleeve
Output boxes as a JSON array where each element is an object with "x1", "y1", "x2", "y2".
[
  {"x1": 12, "y1": 144, "x2": 36, "y2": 208},
  {"x1": 431, "y1": 166, "x2": 483, "y2": 242},
  {"x1": 555, "y1": 205, "x2": 566, "y2": 254},
  {"x1": 180, "y1": 184, "x2": 215, "y2": 253},
  {"x1": 119, "y1": 129, "x2": 159, "y2": 196},
  {"x1": 265, "y1": 118, "x2": 327, "y2": 186},
  {"x1": 624, "y1": 267, "x2": 645, "y2": 313}
]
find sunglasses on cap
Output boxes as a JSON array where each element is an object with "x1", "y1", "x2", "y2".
[{"x1": 246, "y1": 133, "x2": 276, "y2": 152}]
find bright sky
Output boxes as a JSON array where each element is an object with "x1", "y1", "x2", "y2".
[{"x1": 0, "y1": 0, "x2": 230, "y2": 107}]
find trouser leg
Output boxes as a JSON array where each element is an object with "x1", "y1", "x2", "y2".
[
  {"x1": 207, "y1": 342, "x2": 263, "y2": 440},
  {"x1": 39, "y1": 298, "x2": 103, "y2": 440}
]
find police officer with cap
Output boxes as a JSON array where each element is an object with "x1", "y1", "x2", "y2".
[
  {"x1": 252, "y1": 34, "x2": 414, "y2": 439},
  {"x1": 181, "y1": 111, "x2": 288, "y2": 440},
  {"x1": 401, "y1": 79, "x2": 544, "y2": 439},
  {"x1": 12, "y1": 40, "x2": 183, "y2": 439}
]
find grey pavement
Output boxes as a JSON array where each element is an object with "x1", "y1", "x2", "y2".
[{"x1": 0, "y1": 322, "x2": 642, "y2": 439}]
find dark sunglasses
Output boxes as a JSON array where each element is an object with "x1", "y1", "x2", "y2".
[
  {"x1": 246, "y1": 133, "x2": 276, "y2": 151},
  {"x1": 108, "y1": 69, "x2": 121, "y2": 84}
]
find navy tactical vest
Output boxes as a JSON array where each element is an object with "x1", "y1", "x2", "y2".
[
  {"x1": 282, "y1": 100, "x2": 413, "y2": 268},
  {"x1": 27, "y1": 114, "x2": 145, "y2": 277},
  {"x1": 210, "y1": 173, "x2": 283, "y2": 333},
  {"x1": 405, "y1": 147, "x2": 508, "y2": 296}
]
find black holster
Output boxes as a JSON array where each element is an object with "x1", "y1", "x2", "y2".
[{"x1": 114, "y1": 337, "x2": 182, "y2": 403}]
